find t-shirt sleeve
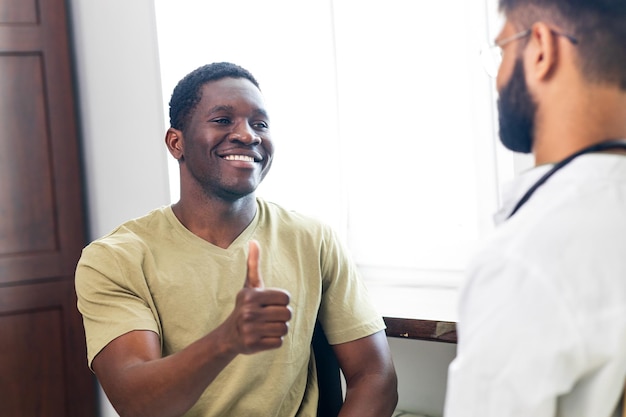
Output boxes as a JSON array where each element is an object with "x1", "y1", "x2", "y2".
[
  {"x1": 75, "y1": 241, "x2": 160, "y2": 368},
  {"x1": 316, "y1": 225, "x2": 385, "y2": 345}
]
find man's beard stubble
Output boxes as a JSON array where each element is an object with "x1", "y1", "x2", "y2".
[{"x1": 497, "y1": 59, "x2": 537, "y2": 154}]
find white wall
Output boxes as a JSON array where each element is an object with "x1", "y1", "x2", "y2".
[
  {"x1": 67, "y1": 2, "x2": 455, "y2": 416},
  {"x1": 69, "y1": 0, "x2": 170, "y2": 241},
  {"x1": 390, "y1": 338, "x2": 457, "y2": 416}
]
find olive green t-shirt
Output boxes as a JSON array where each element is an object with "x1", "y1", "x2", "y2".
[{"x1": 75, "y1": 198, "x2": 385, "y2": 417}]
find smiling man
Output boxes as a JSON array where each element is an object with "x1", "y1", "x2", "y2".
[
  {"x1": 444, "y1": 1, "x2": 626, "y2": 417},
  {"x1": 75, "y1": 62, "x2": 397, "y2": 417}
]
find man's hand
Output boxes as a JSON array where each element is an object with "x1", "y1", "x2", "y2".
[{"x1": 228, "y1": 240, "x2": 292, "y2": 354}]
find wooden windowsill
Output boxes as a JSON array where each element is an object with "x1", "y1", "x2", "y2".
[
  {"x1": 366, "y1": 284, "x2": 459, "y2": 343},
  {"x1": 383, "y1": 317, "x2": 457, "y2": 344},
  {"x1": 362, "y1": 283, "x2": 459, "y2": 343}
]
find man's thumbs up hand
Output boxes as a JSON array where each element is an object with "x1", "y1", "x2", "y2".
[{"x1": 220, "y1": 240, "x2": 292, "y2": 355}]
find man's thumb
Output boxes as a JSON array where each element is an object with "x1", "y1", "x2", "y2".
[{"x1": 245, "y1": 240, "x2": 264, "y2": 289}]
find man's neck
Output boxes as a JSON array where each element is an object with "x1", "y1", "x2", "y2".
[
  {"x1": 171, "y1": 193, "x2": 257, "y2": 249},
  {"x1": 533, "y1": 84, "x2": 626, "y2": 165}
]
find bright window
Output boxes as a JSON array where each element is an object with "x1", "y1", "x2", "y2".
[{"x1": 154, "y1": 0, "x2": 532, "y2": 319}]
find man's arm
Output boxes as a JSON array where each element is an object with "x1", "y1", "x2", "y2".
[
  {"x1": 91, "y1": 240, "x2": 291, "y2": 417},
  {"x1": 333, "y1": 330, "x2": 398, "y2": 417},
  {"x1": 93, "y1": 328, "x2": 234, "y2": 417}
]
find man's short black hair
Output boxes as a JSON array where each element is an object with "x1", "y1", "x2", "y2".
[
  {"x1": 169, "y1": 62, "x2": 261, "y2": 131},
  {"x1": 499, "y1": 0, "x2": 626, "y2": 89}
]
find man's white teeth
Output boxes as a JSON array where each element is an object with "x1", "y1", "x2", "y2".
[{"x1": 224, "y1": 155, "x2": 254, "y2": 162}]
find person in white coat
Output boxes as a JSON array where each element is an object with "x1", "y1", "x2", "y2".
[{"x1": 444, "y1": 1, "x2": 626, "y2": 416}]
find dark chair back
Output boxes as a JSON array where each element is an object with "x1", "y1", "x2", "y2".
[
  {"x1": 622, "y1": 383, "x2": 626, "y2": 417},
  {"x1": 312, "y1": 321, "x2": 343, "y2": 417}
]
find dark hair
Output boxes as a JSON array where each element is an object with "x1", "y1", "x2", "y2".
[
  {"x1": 168, "y1": 62, "x2": 261, "y2": 131},
  {"x1": 499, "y1": 0, "x2": 626, "y2": 89}
]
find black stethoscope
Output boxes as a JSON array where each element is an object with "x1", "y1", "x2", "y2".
[{"x1": 507, "y1": 140, "x2": 626, "y2": 219}]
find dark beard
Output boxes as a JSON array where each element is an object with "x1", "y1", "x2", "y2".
[{"x1": 497, "y1": 59, "x2": 537, "y2": 154}]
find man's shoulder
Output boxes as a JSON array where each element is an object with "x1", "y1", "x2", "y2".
[{"x1": 85, "y1": 206, "x2": 171, "y2": 254}]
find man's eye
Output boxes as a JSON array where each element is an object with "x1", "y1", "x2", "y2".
[
  {"x1": 253, "y1": 121, "x2": 269, "y2": 129},
  {"x1": 213, "y1": 118, "x2": 231, "y2": 124}
]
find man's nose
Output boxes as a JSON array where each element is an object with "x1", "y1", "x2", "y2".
[{"x1": 228, "y1": 122, "x2": 262, "y2": 144}]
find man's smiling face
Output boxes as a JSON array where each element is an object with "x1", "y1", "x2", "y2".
[{"x1": 179, "y1": 77, "x2": 274, "y2": 201}]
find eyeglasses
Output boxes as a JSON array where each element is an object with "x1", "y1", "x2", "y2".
[{"x1": 480, "y1": 28, "x2": 579, "y2": 78}]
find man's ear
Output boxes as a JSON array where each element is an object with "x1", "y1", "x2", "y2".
[
  {"x1": 165, "y1": 128, "x2": 184, "y2": 161},
  {"x1": 525, "y1": 22, "x2": 558, "y2": 83}
]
